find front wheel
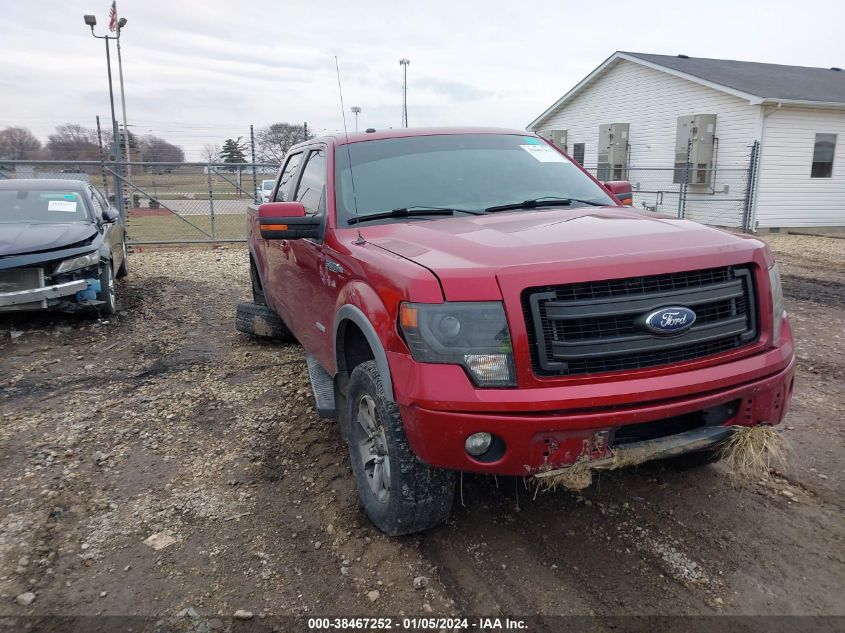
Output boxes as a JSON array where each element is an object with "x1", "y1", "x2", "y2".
[
  {"x1": 96, "y1": 260, "x2": 117, "y2": 316},
  {"x1": 346, "y1": 361, "x2": 454, "y2": 535}
]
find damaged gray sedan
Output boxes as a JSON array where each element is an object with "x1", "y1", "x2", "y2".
[{"x1": 0, "y1": 179, "x2": 127, "y2": 315}]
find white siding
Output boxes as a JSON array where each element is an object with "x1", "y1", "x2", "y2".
[
  {"x1": 533, "y1": 59, "x2": 760, "y2": 226},
  {"x1": 755, "y1": 107, "x2": 845, "y2": 228}
]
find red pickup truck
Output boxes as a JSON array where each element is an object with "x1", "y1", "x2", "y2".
[{"x1": 241, "y1": 127, "x2": 794, "y2": 535}]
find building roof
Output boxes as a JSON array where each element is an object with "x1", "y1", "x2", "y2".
[
  {"x1": 528, "y1": 51, "x2": 845, "y2": 130},
  {"x1": 624, "y1": 52, "x2": 845, "y2": 105}
]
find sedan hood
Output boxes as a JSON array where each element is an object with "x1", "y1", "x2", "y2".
[
  {"x1": 0, "y1": 222, "x2": 98, "y2": 257},
  {"x1": 361, "y1": 207, "x2": 765, "y2": 300}
]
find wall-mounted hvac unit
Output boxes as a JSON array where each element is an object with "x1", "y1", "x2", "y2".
[
  {"x1": 597, "y1": 123, "x2": 629, "y2": 181},
  {"x1": 543, "y1": 129, "x2": 568, "y2": 153},
  {"x1": 674, "y1": 114, "x2": 717, "y2": 185}
]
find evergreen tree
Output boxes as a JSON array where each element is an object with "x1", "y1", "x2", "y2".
[{"x1": 221, "y1": 137, "x2": 247, "y2": 164}]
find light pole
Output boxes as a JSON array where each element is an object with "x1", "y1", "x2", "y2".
[
  {"x1": 83, "y1": 14, "x2": 125, "y2": 219},
  {"x1": 114, "y1": 11, "x2": 131, "y2": 178},
  {"x1": 351, "y1": 106, "x2": 361, "y2": 132},
  {"x1": 399, "y1": 59, "x2": 410, "y2": 128}
]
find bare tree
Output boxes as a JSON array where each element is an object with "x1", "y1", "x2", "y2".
[
  {"x1": 46, "y1": 124, "x2": 100, "y2": 161},
  {"x1": 138, "y1": 135, "x2": 185, "y2": 163},
  {"x1": 201, "y1": 143, "x2": 222, "y2": 164},
  {"x1": 0, "y1": 126, "x2": 42, "y2": 160},
  {"x1": 254, "y1": 123, "x2": 313, "y2": 163}
]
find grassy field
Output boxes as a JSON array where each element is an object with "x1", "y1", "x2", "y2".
[{"x1": 126, "y1": 212, "x2": 247, "y2": 242}]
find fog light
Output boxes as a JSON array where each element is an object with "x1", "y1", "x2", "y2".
[
  {"x1": 465, "y1": 432, "x2": 493, "y2": 456},
  {"x1": 464, "y1": 353, "x2": 513, "y2": 385}
]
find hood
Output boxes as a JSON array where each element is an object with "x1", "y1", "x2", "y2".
[
  {"x1": 361, "y1": 207, "x2": 764, "y2": 300},
  {"x1": 0, "y1": 222, "x2": 98, "y2": 257}
]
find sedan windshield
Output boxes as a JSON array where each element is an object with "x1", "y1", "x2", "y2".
[
  {"x1": 334, "y1": 134, "x2": 614, "y2": 224},
  {"x1": 0, "y1": 189, "x2": 90, "y2": 224}
]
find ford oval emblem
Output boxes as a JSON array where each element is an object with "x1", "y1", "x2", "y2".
[{"x1": 643, "y1": 306, "x2": 697, "y2": 335}]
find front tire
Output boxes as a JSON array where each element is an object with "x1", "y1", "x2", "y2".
[
  {"x1": 115, "y1": 241, "x2": 128, "y2": 278},
  {"x1": 96, "y1": 260, "x2": 117, "y2": 316},
  {"x1": 346, "y1": 361, "x2": 454, "y2": 535}
]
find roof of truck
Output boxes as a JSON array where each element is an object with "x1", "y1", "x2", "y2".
[{"x1": 303, "y1": 126, "x2": 535, "y2": 148}]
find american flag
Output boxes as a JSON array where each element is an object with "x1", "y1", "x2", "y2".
[{"x1": 108, "y1": 1, "x2": 118, "y2": 32}]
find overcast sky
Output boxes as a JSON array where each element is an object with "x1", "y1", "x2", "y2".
[{"x1": 1, "y1": 0, "x2": 843, "y2": 159}]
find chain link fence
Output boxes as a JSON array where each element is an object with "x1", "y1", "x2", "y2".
[
  {"x1": 1, "y1": 143, "x2": 760, "y2": 243},
  {"x1": 583, "y1": 142, "x2": 760, "y2": 231},
  {"x1": 0, "y1": 160, "x2": 280, "y2": 244}
]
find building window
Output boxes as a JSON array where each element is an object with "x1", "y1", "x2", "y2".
[
  {"x1": 811, "y1": 133, "x2": 836, "y2": 178},
  {"x1": 572, "y1": 143, "x2": 585, "y2": 165}
]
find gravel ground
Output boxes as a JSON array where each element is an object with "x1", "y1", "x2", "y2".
[{"x1": 0, "y1": 235, "x2": 842, "y2": 630}]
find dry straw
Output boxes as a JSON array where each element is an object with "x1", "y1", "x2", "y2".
[{"x1": 718, "y1": 424, "x2": 792, "y2": 485}]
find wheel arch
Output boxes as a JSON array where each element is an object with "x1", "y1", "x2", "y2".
[{"x1": 334, "y1": 304, "x2": 395, "y2": 403}]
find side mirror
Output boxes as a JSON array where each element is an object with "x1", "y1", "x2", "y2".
[
  {"x1": 102, "y1": 207, "x2": 120, "y2": 223},
  {"x1": 603, "y1": 181, "x2": 633, "y2": 206},
  {"x1": 258, "y1": 202, "x2": 320, "y2": 240}
]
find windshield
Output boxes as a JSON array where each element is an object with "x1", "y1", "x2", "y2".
[
  {"x1": 0, "y1": 189, "x2": 90, "y2": 224},
  {"x1": 334, "y1": 134, "x2": 614, "y2": 224},
  {"x1": 262, "y1": 180, "x2": 274, "y2": 190}
]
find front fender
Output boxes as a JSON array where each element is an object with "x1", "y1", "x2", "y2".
[{"x1": 333, "y1": 282, "x2": 398, "y2": 402}]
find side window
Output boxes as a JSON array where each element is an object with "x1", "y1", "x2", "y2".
[
  {"x1": 811, "y1": 133, "x2": 836, "y2": 178},
  {"x1": 88, "y1": 187, "x2": 105, "y2": 219},
  {"x1": 274, "y1": 153, "x2": 303, "y2": 201},
  {"x1": 294, "y1": 149, "x2": 326, "y2": 216}
]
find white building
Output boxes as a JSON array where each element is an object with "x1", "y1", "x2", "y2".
[{"x1": 528, "y1": 52, "x2": 845, "y2": 231}]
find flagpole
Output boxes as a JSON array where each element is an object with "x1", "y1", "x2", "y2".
[{"x1": 114, "y1": 2, "x2": 131, "y2": 179}]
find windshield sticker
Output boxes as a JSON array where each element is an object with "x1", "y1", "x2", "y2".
[
  {"x1": 520, "y1": 144, "x2": 567, "y2": 163},
  {"x1": 47, "y1": 200, "x2": 78, "y2": 212},
  {"x1": 522, "y1": 136, "x2": 542, "y2": 145}
]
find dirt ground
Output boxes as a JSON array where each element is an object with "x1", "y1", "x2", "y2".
[{"x1": 1, "y1": 234, "x2": 843, "y2": 630}]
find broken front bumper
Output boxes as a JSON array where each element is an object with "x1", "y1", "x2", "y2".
[
  {"x1": 0, "y1": 279, "x2": 91, "y2": 307},
  {"x1": 534, "y1": 425, "x2": 735, "y2": 480}
]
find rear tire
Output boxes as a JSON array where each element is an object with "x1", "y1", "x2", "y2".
[
  {"x1": 96, "y1": 260, "x2": 116, "y2": 316},
  {"x1": 250, "y1": 260, "x2": 265, "y2": 305},
  {"x1": 347, "y1": 361, "x2": 454, "y2": 535},
  {"x1": 235, "y1": 301, "x2": 295, "y2": 342}
]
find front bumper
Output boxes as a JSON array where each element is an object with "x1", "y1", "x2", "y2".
[
  {"x1": 0, "y1": 279, "x2": 92, "y2": 308},
  {"x1": 397, "y1": 335, "x2": 795, "y2": 476}
]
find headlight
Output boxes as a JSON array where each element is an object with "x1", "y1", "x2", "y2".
[
  {"x1": 399, "y1": 302, "x2": 515, "y2": 387},
  {"x1": 55, "y1": 251, "x2": 99, "y2": 274},
  {"x1": 768, "y1": 263, "x2": 785, "y2": 344}
]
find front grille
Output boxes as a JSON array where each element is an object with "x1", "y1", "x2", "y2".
[
  {"x1": 522, "y1": 265, "x2": 758, "y2": 377},
  {"x1": 0, "y1": 268, "x2": 42, "y2": 294}
]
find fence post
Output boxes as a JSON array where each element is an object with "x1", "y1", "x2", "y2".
[
  {"x1": 742, "y1": 141, "x2": 760, "y2": 233},
  {"x1": 250, "y1": 125, "x2": 258, "y2": 203},
  {"x1": 207, "y1": 164, "x2": 216, "y2": 241}
]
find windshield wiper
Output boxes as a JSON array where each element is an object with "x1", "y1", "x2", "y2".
[
  {"x1": 484, "y1": 197, "x2": 606, "y2": 213},
  {"x1": 347, "y1": 206, "x2": 481, "y2": 225}
]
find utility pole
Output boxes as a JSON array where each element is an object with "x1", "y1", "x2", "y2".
[
  {"x1": 351, "y1": 106, "x2": 361, "y2": 132},
  {"x1": 399, "y1": 59, "x2": 410, "y2": 127}
]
